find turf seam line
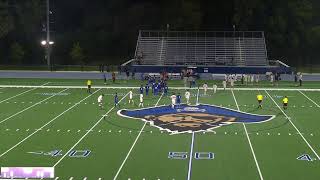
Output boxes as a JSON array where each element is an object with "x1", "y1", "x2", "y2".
[
  {"x1": 231, "y1": 89, "x2": 264, "y2": 180},
  {"x1": 298, "y1": 90, "x2": 320, "y2": 107},
  {"x1": 0, "y1": 88, "x2": 101, "y2": 158},
  {"x1": 0, "y1": 88, "x2": 69, "y2": 125},
  {"x1": 2, "y1": 85, "x2": 320, "y2": 91},
  {"x1": 265, "y1": 90, "x2": 320, "y2": 160},
  {"x1": 52, "y1": 91, "x2": 130, "y2": 168},
  {"x1": 112, "y1": 93, "x2": 164, "y2": 180},
  {"x1": 0, "y1": 83, "x2": 46, "y2": 104}
]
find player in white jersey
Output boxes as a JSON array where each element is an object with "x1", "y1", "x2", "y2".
[
  {"x1": 203, "y1": 83, "x2": 208, "y2": 95},
  {"x1": 170, "y1": 93, "x2": 177, "y2": 109},
  {"x1": 128, "y1": 90, "x2": 134, "y2": 104},
  {"x1": 185, "y1": 90, "x2": 191, "y2": 105},
  {"x1": 97, "y1": 94, "x2": 104, "y2": 109},
  {"x1": 222, "y1": 80, "x2": 227, "y2": 90},
  {"x1": 213, "y1": 84, "x2": 217, "y2": 94},
  {"x1": 138, "y1": 93, "x2": 144, "y2": 107}
]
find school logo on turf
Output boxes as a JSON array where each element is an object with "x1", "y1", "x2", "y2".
[{"x1": 117, "y1": 104, "x2": 275, "y2": 134}]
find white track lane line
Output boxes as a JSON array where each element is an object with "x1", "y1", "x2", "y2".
[
  {"x1": 0, "y1": 82, "x2": 50, "y2": 104},
  {"x1": 53, "y1": 91, "x2": 130, "y2": 168},
  {"x1": 231, "y1": 90, "x2": 264, "y2": 180},
  {"x1": 0, "y1": 88, "x2": 69, "y2": 124},
  {"x1": 0, "y1": 89, "x2": 101, "y2": 158},
  {"x1": 265, "y1": 90, "x2": 320, "y2": 160},
  {"x1": 112, "y1": 93, "x2": 164, "y2": 180},
  {"x1": 298, "y1": 90, "x2": 320, "y2": 108}
]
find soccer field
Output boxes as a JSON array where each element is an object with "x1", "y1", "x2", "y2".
[{"x1": 0, "y1": 79, "x2": 320, "y2": 180}]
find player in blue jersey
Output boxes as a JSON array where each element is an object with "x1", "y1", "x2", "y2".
[
  {"x1": 176, "y1": 93, "x2": 181, "y2": 108},
  {"x1": 154, "y1": 83, "x2": 158, "y2": 95},
  {"x1": 152, "y1": 82, "x2": 155, "y2": 95},
  {"x1": 164, "y1": 84, "x2": 169, "y2": 96},
  {"x1": 114, "y1": 93, "x2": 119, "y2": 107},
  {"x1": 145, "y1": 84, "x2": 150, "y2": 95},
  {"x1": 139, "y1": 85, "x2": 144, "y2": 94}
]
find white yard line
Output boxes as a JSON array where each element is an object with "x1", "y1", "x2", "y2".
[
  {"x1": 231, "y1": 90, "x2": 264, "y2": 180},
  {"x1": 265, "y1": 90, "x2": 320, "y2": 160},
  {"x1": 0, "y1": 89, "x2": 101, "y2": 158},
  {"x1": 298, "y1": 90, "x2": 320, "y2": 107},
  {"x1": 187, "y1": 132, "x2": 195, "y2": 180},
  {"x1": 53, "y1": 91, "x2": 130, "y2": 168},
  {"x1": 0, "y1": 82, "x2": 50, "y2": 104},
  {"x1": 112, "y1": 93, "x2": 164, "y2": 180},
  {"x1": 0, "y1": 88, "x2": 69, "y2": 124},
  {"x1": 1, "y1": 85, "x2": 320, "y2": 91}
]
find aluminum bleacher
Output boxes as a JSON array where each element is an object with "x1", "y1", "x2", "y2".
[{"x1": 135, "y1": 31, "x2": 268, "y2": 66}]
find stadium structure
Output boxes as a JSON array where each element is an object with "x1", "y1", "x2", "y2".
[{"x1": 123, "y1": 30, "x2": 291, "y2": 74}]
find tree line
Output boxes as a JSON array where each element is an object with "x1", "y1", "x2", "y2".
[{"x1": 0, "y1": 0, "x2": 319, "y2": 67}]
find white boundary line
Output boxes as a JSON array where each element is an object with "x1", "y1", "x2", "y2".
[
  {"x1": 0, "y1": 82, "x2": 50, "y2": 103},
  {"x1": 53, "y1": 91, "x2": 130, "y2": 168},
  {"x1": 265, "y1": 90, "x2": 320, "y2": 160},
  {"x1": 112, "y1": 93, "x2": 164, "y2": 180},
  {"x1": 298, "y1": 90, "x2": 320, "y2": 107},
  {"x1": 0, "y1": 88, "x2": 69, "y2": 124},
  {"x1": 187, "y1": 132, "x2": 195, "y2": 180},
  {"x1": 231, "y1": 90, "x2": 264, "y2": 180},
  {"x1": 1, "y1": 85, "x2": 320, "y2": 91},
  {"x1": 0, "y1": 89, "x2": 101, "y2": 158}
]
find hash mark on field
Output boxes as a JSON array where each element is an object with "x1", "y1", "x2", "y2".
[
  {"x1": 69, "y1": 177, "x2": 73, "y2": 180},
  {"x1": 54, "y1": 177, "x2": 59, "y2": 180}
]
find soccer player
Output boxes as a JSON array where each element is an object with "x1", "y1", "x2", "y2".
[
  {"x1": 139, "y1": 93, "x2": 144, "y2": 107},
  {"x1": 129, "y1": 90, "x2": 134, "y2": 104},
  {"x1": 103, "y1": 73, "x2": 107, "y2": 85},
  {"x1": 257, "y1": 94, "x2": 263, "y2": 109},
  {"x1": 152, "y1": 82, "x2": 156, "y2": 95},
  {"x1": 203, "y1": 83, "x2": 208, "y2": 95},
  {"x1": 98, "y1": 94, "x2": 104, "y2": 109},
  {"x1": 139, "y1": 85, "x2": 144, "y2": 95},
  {"x1": 164, "y1": 85, "x2": 169, "y2": 96},
  {"x1": 185, "y1": 90, "x2": 191, "y2": 105},
  {"x1": 283, "y1": 96, "x2": 288, "y2": 110},
  {"x1": 170, "y1": 93, "x2": 177, "y2": 109},
  {"x1": 222, "y1": 80, "x2": 227, "y2": 90},
  {"x1": 114, "y1": 93, "x2": 119, "y2": 107},
  {"x1": 176, "y1": 93, "x2": 181, "y2": 107},
  {"x1": 145, "y1": 84, "x2": 150, "y2": 96},
  {"x1": 87, "y1": 80, "x2": 92, "y2": 93},
  {"x1": 213, "y1": 84, "x2": 217, "y2": 94},
  {"x1": 230, "y1": 78, "x2": 235, "y2": 89},
  {"x1": 299, "y1": 73, "x2": 303, "y2": 87},
  {"x1": 112, "y1": 72, "x2": 116, "y2": 83}
]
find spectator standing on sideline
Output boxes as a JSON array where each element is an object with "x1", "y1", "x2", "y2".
[
  {"x1": 112, "y1": 72, "x2": 116, "y2": 83},
  {"x1": 299, "y1": 73, "x2": 303, "y2": 86}
]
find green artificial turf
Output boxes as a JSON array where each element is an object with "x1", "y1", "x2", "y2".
[{"x1": 0, "y1": 78, "x2": 319, "y2": 180}]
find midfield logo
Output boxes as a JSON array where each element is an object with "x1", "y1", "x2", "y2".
[{"x1": 117, "y1": 104, "x2": 275, "y2": 134}]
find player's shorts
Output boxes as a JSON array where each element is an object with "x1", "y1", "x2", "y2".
[
  {"x1": 258, "y1": 100, "x2": 262, "y2": 104},
  {"x1": 88, "y1": 85, "x2": 91, "y2": 89},
  {"x1": 283, "y1": 103, "x2": 288, "y2": 107}
]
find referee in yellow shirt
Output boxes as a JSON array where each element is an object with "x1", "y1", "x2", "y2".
[
  {"x1": 257, "y1": 94, "x2": 263, "y2": 109},
  {"x1": 87, "y1": 80, "x2": 92, "y2": 93},
  {"x1": 283, "y1": 96, "x2": 288, "y2": 110}
]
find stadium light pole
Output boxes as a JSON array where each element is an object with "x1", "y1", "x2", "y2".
[{"x1": 46, "y1": 0, "x2": 51, "y2": 70}]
